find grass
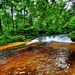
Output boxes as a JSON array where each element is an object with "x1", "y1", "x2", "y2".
[{"x1": 0, "y1": 34, "x2": 26, "y2": 45}]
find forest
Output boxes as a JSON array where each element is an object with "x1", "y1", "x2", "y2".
[{"x1": 0, "y1": 0, "x2": 75, "y2": 45}]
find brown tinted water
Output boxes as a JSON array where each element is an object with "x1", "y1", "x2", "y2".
[{"x1": 0, "y1": 42, "x2": 75, "y2": 75}]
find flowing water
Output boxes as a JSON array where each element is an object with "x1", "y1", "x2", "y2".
[
  {"x1": 0, "y1": 34, "x2": 75, "y2": 75},
  {"x1": 27, "y1": 34, "x2": 72, "y2": 45}
]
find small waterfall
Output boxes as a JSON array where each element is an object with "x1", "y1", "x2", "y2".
[{"x1": 27, "y1": 34, "x2": 72, "y2": 45}]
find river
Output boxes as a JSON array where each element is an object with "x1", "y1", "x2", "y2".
[{"x1": 0, "y1": 34, "x2": 75, "y2": 75}]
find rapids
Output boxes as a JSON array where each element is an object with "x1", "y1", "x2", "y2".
[
  {"x1": 0, "y1": 34, "x2": 75, "y2": 75},
  {"x1": 27, "y1": 34, "x2": 72, "y2": 45}
]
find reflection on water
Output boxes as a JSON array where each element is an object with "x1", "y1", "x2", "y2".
[
  {"x1": 32, "y1": 47, "x2": 70, "y2": 75},
  {"x1": 0, "y1": 41, "x2": 75, "y2": 75}
]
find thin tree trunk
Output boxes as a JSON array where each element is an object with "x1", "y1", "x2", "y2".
[
  {"x1": 24, "y1": 6, "x2": 26, "y2": 25},
  {"x1": 0, "y1": 20, "x2": 2, "y2": 32},
  {"x1": 0, "y1": 1, "x2": 3, "y2": 32},
  {"x1": 11, "y1": 3, "x2": 14, "y2": 30}
]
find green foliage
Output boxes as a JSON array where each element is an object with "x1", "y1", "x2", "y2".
[
  {"x1": 0, "y1": 34, "x2": 12, "y2": 45},
  {"x1": 68, "y1": 31, "x2": 75, "y2": 39},
  {"x1": 0, "y1": 34, "x2": 25, "y2": 45},
  {"x1": 0, "y1": 0, "x2": 75, "y2": 44},
  {"x1": 69, "y1": 16, "x2": 75, "y2": 29},
  {"x1": 11, "y1": 36, "x2": 25, "y2": 42}
]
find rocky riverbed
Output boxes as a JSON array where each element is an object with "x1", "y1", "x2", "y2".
[{"x1": 0, "y1": 42, "x2": 75, "y2": 75}]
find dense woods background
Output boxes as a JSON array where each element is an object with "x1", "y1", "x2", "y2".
[{"x1": 0, "y1": 0, "x2": 75, "y2": 44}]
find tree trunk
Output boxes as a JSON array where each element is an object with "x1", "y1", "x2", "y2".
[
  {"x1": 0, "y1": 20, "x2": 2, "y2": 32},
  {"x1": 11, "y1": 3, "x2": 14, "y2": 30},
  {"x1": 0, "y1": 2, "x2": 3, "y2": 32},
  {"x1": 24, "y1": 6, "x2": 26, "y2": 24}
]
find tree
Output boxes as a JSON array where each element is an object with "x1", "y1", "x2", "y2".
[
  {"x1": 0, "y1": 0, "x2": 75, "y2": 37},
  {"x1": 0, "y1": 1, "x2": 2, "y2": 32}
]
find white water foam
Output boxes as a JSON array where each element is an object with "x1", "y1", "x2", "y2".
[{"x1": 27, "y1": 34, "x2": 72, "y2": 45}]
